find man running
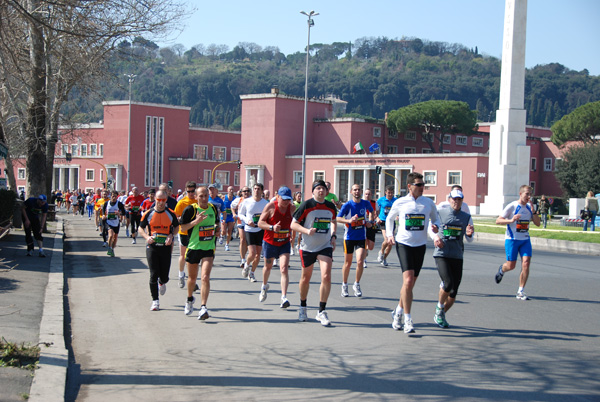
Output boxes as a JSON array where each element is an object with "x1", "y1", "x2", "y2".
[
  {"x1": 232, "y1": 186, "x2": 250, "y2": 267},
  {"x1": 208, "y1": 184, "x2": 225, "y2": 245},
  {"x1": 102, "y1": 190, "x2": 126, "y2": 257},
  {"x1": 221, "y1": 186, "x2": 236, "y2": 251},
  {"x1": 239, "y1": 183, "x2": 268, "y2": 282},
  {"x1": 376, "y1": 185, "x2": 397, "y2": 267},
  {"x1": 362, "y1": 188, "x2": 377, "y2": 268},
  {"x1": 174, "y1": 181, "x2": 197, "y2": 289},
  {"x1": 290, "y1": 180, "x2": 338, "y2": 326},
  {"x1": 257, "y1": 186, "x2": 295, "y2": 308},
  {"x1": 22, "y1": 194, "x2": 48, "y2": 257},
  {"x1": 125, "y1": 187, "x2": 145, "y2": 244},
  {"x1": 337, "y1": 184, "x2": 373, "y2": 298},
  {"x1": 386, "y1": 172, "x2": 440, "y2": 334},
  {"x1": 179, "y1": 187, "x2": 220, "y2": 320},
  {"x1": 139, "y1": 190, "x2": 179, "y2": 311},
  {"x1": 494, "y1": 184, "x2": 541, "y2": 300},
  {"x1": 95, "y1": 190, "x2": 110, "y2": 247}
]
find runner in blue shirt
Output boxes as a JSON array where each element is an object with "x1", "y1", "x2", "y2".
[{"x1": 375, "y1": 185, "x2": 397, "y2": 266}]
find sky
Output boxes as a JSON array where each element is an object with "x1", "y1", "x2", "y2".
[{"x1": 158, "y1": 0, "x2": 600, "y2": 76}]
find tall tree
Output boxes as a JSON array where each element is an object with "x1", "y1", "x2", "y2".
[
  {"x1": 551, "y1": 101, "x2": 600, "y2": 146},
  {"x1": 554, "y1": 143, "x2": 600, "y2": 197}
]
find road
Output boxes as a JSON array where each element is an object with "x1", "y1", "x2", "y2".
[{"x1": 62, "y1": 213, "x2": 600, "y2": 401}]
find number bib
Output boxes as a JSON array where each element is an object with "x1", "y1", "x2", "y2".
[
  {"x1": 132, "y1": 206, "x2": 140, "y2": 212},
  {"x1": 107, "y1": 212, "x2": 117, "y2": 220},
  {"x1": 350, "y1": 216, "x2": 365, "y2": 230},
  {"x1": 198, "y1": 225, "x2": 215, "y2": 241},
  {"x1": 443, "y1": 224, "x2": 462, "y2": 239},
  {"x1": 313, "y1": 218, "x2": 331, "y2": 234},
  {"x1": 252, "y1": 213, "x2": 261, "y2": 224},
  {"x1": 273, "y1": 229, "x2": 290, "y2": 243},
  {"x1": 405, "y1": 214, "x2": 425, "y2": 231},
  {"x1": 516, "y1": 220, "x2": 529, "y2": 233},
  {"x1": 153, "y1": 233, "x2": 168, "y2": 245}
]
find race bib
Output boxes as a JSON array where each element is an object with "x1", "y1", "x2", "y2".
[
  {"x1": 350, "y1": 216, "x2": 365, "y2": 229},
  {"x1": 198, "y1": 225, "x2": 215, "y2": 241},
  {"x1": 252, "y1": 213, "x2": 261, "y2": 224},
  {"x1": 274, "y1": 229, "x2": 290, "y2": 242},
  {"x1": 405, "y1": 214, "x2": 425, "y2": 231},
  {"x1": 516, "y1": 220, "x2": 529, "y2": 233},
  {"x1": 132, "y1": 206, "x2": 140, "y2": 212},
  {"x1": 107, "y1": 212, "x2": 117, "y2": 220},
  {"x1": 153, "y1": 233, "x2": 168, "y2": 245},
  {"x1": 313, "y1": 217, "x2": 331, "y2": 234},
  {"x1": 384, "y1": 206, "x2": 391, "y2": 215},
  {"x1": 225, "y1": 208, "x2": 232, "y2": 214},
  {"x1": 443, "y1": 224, "x2": 462, "y2": 239}
]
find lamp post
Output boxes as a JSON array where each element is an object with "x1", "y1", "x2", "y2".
[
  {"x1": 125, "y1": 74, "x2": 136, "y2": 190},
  {"x1": 300, "y1": 10, "x2": 318, "y2": 200}
]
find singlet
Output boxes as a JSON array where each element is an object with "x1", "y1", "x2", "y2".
[
  {"x1": 501, "y1": 201, "x2": 533, "y2": 241},
  {"x1": 240, "y1": 197, "x2": 268, "y2": 233},
  {"x1": 223, "y1": 194, "x2": 235, "y2": 223},
  {"x1": 103, "y1": 200, "x2": 125, "y2": 227},
  {"x1": 292, "y1": 198, "x2": 337, "y2": 252},
  {"x1": 338, "y1": 199, "x2": 373, "y2": 241},
  {"x1": 140, "y1": 208, "x2": 179, "y2": 247},
  {"x1": 181, "y1": 203, "x2": 220, "y2": 251},
  {"x1": 263, "y1": 200, "x2": 293, "y2": 246}
]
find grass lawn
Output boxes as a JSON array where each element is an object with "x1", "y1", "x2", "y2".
[{"x1": 473, "y1": 218, "x2": 600, "y2": 244}]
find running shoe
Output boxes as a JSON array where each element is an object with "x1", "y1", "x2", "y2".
[
  {"x1": 150, "y1": 300, "x2": 160, "y2": 311},
  {"x1": 353, "y1": 282, "x2": 362, "y2": 297},
  {"x1": 495, "y1": 265, "x2": 504, "y2": 284},
  {"x1": 381, "y1": 258, "x2": 389, "y2": 267},
  {"x1": 248, "y1": 271, "x2": 257, "y2": 282},
  {"x1": 96, "y1": 226, "x2": 99, "y2": 231},
  {"x1": 363, "y1": 260, "x2": 368, "y2": 268},
  {"x1": 218, "y1": 236, "x2": 224, "y2": 245},
  {"x1": 184, "y1": 297, "x2": 195, "y2": 315},
  {"x1": 434, "y1": 307, "x2": 449, "y2": 328},
  {"x1": 102, "y1": 242, "x2": 107, "y2": 247},
  {"x1": 159, "y1": 281, "x2": 167, "y2": 296},
  {"x1": 241, "y1": 264, "x2": 250, "y2": 278},
  {"x1": 38, "y1": 250, "x2": 46, "y2": 258},
  {"x1": 341, "y1": 283, "x2": 349, "y2": 297},
  {"x1": 391, "y1": 307, "x2": 403, "y2": 331},
  {"x1": 178, "y1": 274, "x2": 186, "y2": 288},
  {"x1": 224, "y1": 244, "x2": 230, "y2": 251},
  {"x1": 516, "y1": 291, "x2": 530, "y2": 301},
  {"x1": 26, "y1": 250, "x2": 33, "y2": 257},
  {"x1": 295, "y1": 245, "x2": 300, "y2": 254},
  {"x1": 377, "y1": 251, "x2": 383, "y2": 263},
  {"x1": 273, "y1": 259, "x2": 277, "y2": 267},
  {"x1": 132, "y1": 238, "x2": 137, "y2": 244},
  {"x1": 298, "y1": 306, "x2": 308, "y2": 322},
  {"x1": 280, "y1": 297, "x2": 290, "y2": 309},
  {"x1": 404, "y1": 318, "x2": 415, "y2": 334},
  {"x1": 290, "y1": 248, "x2": 295, "y2": 256},
  {"x1": 198, "y1": 305, "x2": 210, "y2": 320},
  {"x1": 315, "y1": 311, "x2": 331, "y2": 326},
  {"x1": 259, "y1": 284, "x2": 270, "y2": 302},
  {"x1": 125, "y1": 228, "x2": 130, "y2": 238}
]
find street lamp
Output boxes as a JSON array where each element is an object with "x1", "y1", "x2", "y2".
[
  {"x1": 125, "y1": 73, "x2": 136, "y2": 190},
  {"x1": 300, "y1": 10, "x2": 318, "y2": 200}
]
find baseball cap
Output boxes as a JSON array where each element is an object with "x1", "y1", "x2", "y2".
[
  {"x1": 38, "y1": 194, "x2": 47, "y2": 202},
  {"x1": 177, "y1": 189, "x2": 182, "y2": 193},
  {"x1": 312, "y1": 179, "x2": 327, "y2": 192},
  {"x1": 277, "y1": 186, "x2": 292, "y2": 200},
  {"x1": 449, "y1": 189, "x2": 464, "y2": 199},
  {"x1": 208, "y1": 184, "x2": 217, "y2": 189}
]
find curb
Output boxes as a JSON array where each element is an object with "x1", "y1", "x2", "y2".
[
  {"x1": 474, "y1": 232, "x2": 600, "y2": 256},
  {"x1": 29, "y1": 217, "x2": 67, "y2": 402}
]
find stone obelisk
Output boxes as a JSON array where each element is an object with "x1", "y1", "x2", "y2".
[{"x1": 479, "y1": 0, "x2": 529, "y2": 215}]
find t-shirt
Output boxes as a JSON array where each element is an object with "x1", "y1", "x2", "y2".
[
  {"x1": 293, "y1": 198, "x2": 337, "y2": 253},
  {"x1": 125, "y1": 195, "x2": 145, "y2": 214},
  {"x1": 386, "y1": 194, "x2": 440, "y2": 247},
  {"x1": 174, "y1": 196, "x2": 196, "y2": 235},
  {"x1": 501, "y1": 201, "x2": 534, "y2": 241},
  {"x1": 432, "y1": 207, "x2": 473, "y2": 260},
  {"x1": 140, "y1": 208, "x2": 179, "y2": 247},
  {"x1": 325, "y1": 193, "x2": 338, "y2": 205},
  {"x1": 377, "y1": 196, "x2": 397, "y2": 221},
  {"x1": 180, "y1": 203, "x2": 220, "y2": 251},
  {"x1": 23, "y1": 198, "x2": 48, "y2": 220},
  {"x1": 209, "y1": 196, "x2": 224, "y2": 217},
  {"x1": 338, "y1": 199, "x2": 373, "y2": 241},
  {"x1": 239, "y1": 197, "x2": 268, "y2": 233}
]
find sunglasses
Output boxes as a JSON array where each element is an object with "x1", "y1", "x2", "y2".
[
  {"x1": 242, "y1": 190, "x2": 250, "y2": 192},
  {"x1": 411, "y1": 182, "x2": 425, "y2": 187},
  {"x1": 156, "y1": 198, "x2": 167, "y2": 201},
  {"x1": 187, "y1": 189, "x2": 196, "y2": 193}
]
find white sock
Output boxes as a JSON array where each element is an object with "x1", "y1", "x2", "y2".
[
  {"x1": 405, "y1": 313, "x2": 411, "y2": 321},
  {"x1": 518, "y1": 287, "x2": 524, "y2": 293},
  {"x1": 179, "y1": 271, "x2": 185, "y2": 278},
  {"x1": 437, "y1": 302, "x2": 444, "y2": 309}
]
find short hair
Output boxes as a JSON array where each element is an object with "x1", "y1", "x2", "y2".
[
  {"x1": 385, "y1": 185, "x2": 395, "y2": 193},
  {"x1": 407, "y1": 172, "x2": 423, "y2": 185},
  {"x1": 111, "y1": 190, "x2": 119, "y2": 196},
  {"x1": 519, "y1": 185, "x2": 532, "y2": 194},
  {"x1": 451, "y1": 184, "x2": 463, "y2": 191},
  {"x1": 253, "y1": 183, "x2": 264, "y2": 191},
  {"x1": 185, "y1": 181, "x2": 197, "y2": 189}
]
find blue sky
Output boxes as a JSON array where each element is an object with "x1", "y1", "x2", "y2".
[{"x1": 158, "y1": 0, "x2": 600, "y2": 75}]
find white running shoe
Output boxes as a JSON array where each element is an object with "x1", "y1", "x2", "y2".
[
  {"x1": 516, "y1": 291, "x2": 530, "y2": 301},
  {"x1": 159, "y1": 282, "x2": 166, "y2": 296},
  {"x1": 218, "y1": 236, "x2": 224, "y2": 245},
  {"x1": 248, "y1": 271, "x2": 257, "y2": 282},
  {"x1": 280, "y1": 297, "x2": 290, "y2": 308},
  {"x1": 224, "y1": 244, "x2": 230, "y2": 251},
  {"x1": 381, "y1": 258, "x2": 389, "y2": 267},
  {"x1": 363, "y1": 260, "x2": 368, "y2": 268},
  {"x1": 298, "y1": 306, "x2": 308, "y2": 321},
  {"x1": 353, "y1": 282, "x2": 362, "y2": 297},
  {"x1": 150, "y1": 300, "x2": 160, "y2": 311},
  {"x1": 198, "y1": 305, "x2": 209, "y2": 320},
  {"x1": 377, "y1": 251, "x2": 383, "y2": 263},
  {"x1": 240, "y1": 258, "x2": 246, "y2": 268},
  {"x1": 242, "y1": 264, "x2": 250, "y2": 278},
  {"x1": 404, "y1": 317, "x2": 415, "y2": 334},
  {"x1": 132, "y1": 238, "x2": 136, "y2": 244},
  {"x1": 341, "y1": 283, "x2": 349, "y2": 297},
  {"x1": 290, "y1": 248, "x2": 295, "y2": 256},
  {"x1": 259, "y1": 284, "x2": 270, "y2": 302},
  {"x1": 178, "y1": 274, "x2": 186, "y2": 289},
  {"x1": 273, "y1": 259, "x2": 277, "y2": 267},
  {"x1": 184, "y1": 297, "x2": 195, "y2": 315},
  {"x1": 316, "y1": 311, "x2": 331, "y2": 326},
  {"x1": 391, "y1": 306, "x2": 403, "y2": 330}
]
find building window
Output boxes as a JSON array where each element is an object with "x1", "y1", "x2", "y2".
[
  {"x1": 404, "y1": 147, "x2": 415, "y2": 154},
  {"x1": 422, "y1": 148, "x2": 432, "y2": 154},
  {"x1": 424, "y1": 171, "x2": 437, "y2": 186},
  {"x1": 71, "y1": 144, "x2": 79, "y2": 156},
  {"x1": 100, "y1": 169, "x2": 104, "y2": 182},
  {"x1": 231, "y1": 147, "x2": 241, "y2": 161},
  {"x1": 213, "y1": 146, "x2": 226, "y2": 161},
  {"x1": 144, "y1": 116, "x2": 165, "y2": 187},
  {"x1": 313, "y1": 171, "x2": 325, "y2": 182},
  {"x1": 62, "y1": 144, "x2": 69, "y2": 156},
  {"x1": 388, "y1": 130, "x2": 398, "y2": 139},
  {"x1": 443, "y1": 134, "x2": 451, "y2": 144},
  {"x1": 544, "y1": 158, "x2": 553, "y2": 171},
  {"x1": 215, "y1": 170, "x2": 230, "y2": 187},
  {"x1": 423, "y1": 194, "x2": 436, "y2": 203},
  {"x1": 80, "y1": 144, "x2": 87, "y2": 157},
  {"x1": 85, "y1": 187, "x2": 94, "y2": 193},
  {"x1": 234, "y1": 172, "x2": 240, "y2": 186},
  {"x1": 387, "y1": 145, "x2": 398, "y2": 153},
  {"x1": 99, "y1": 144, "x2": 104, "y2": 156},
  {"x1": 443, "y1": 149, "x2": 450, "y2": 153},
  {"x1": 86, "y1": 169, "x2": 94, "y2": 181},
  {"x1": 422, "y1": 132, "x2": 433, "y2": 143},
  {"x1": 447, "y1": 171, "x2": 462, "y2": 186},
  {"x1": 373, "y1": 127, "x2": 381, "y2": 137},
  {"x1": 531, "y1": 157, "x2": 537, "y2": 172},
  {"x1": 194, "y1": 145, "x2": 208, "y2": 160},
  {"x1": 404, "y1": 131, "x2": 416, "y2": 141},
  {"x1": 456, "y1": 136, "x2": 468, "y2": 146},
  {"x1": 90, "y1": 144, "x2": 97, "y2": 156},
  {"x1": 472, "y1": 137, "x2": 483, "y2": 147},
  {"x1": 293, "y1": 171, "x2": 303, "y2": 185},
  {"x1": 18, "y1": 168, "x2": 26, "y2": 180}
]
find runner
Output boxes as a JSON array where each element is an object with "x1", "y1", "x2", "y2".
[
  {"x1": 362, "y1": 188, "x2": 377, "y2": 268},
  {"x1": 257, "y1": 186, "x2": 295, "y2": 307},
  {"x1": 139, "y1": 189, "x2": 179, "y2": 311},
  {"x1": 239, "y1": 183, "x2": 268, "y2": 283},
  {"x1": 141, "y1": 189, "x2": 156, "y2": 214},
  {"x1": 337, "y1": 184, "x2": 373, "y2": 298},
  {"x1": 93, "y1": 188, "x2": 102, "y2": 230},
  {"x1": 21, "y1": 194, "x2": 48, "y2": 257},
  {"x1": 55, "y1": 189, "x2": 63, "y2": 210},
  {"x1": 376, "y1": 185, "x2": 397, "y2": 267},
  {"x1": 64, "y1": 189, "x2": 72, "y2": 213},
  {"x1": 232, "y1": 186, "x2": 250, "y2": 268},
  {"x1": 85, "y1": 191, "x2": 95, "y2": 220},
  {"x1": 494, "y1": 184, "x2": 541, "y2": 300},
  {"x1": 102, "y1": 190, "x2": 126, "y2": 257},
  {"x1": 386, "y1": 172, "x2": 440, "y2": 334},
  {"x1": 290, "y1": 191, "x2": 303, "y2": 256},
  {"x1": 221, "y1": 186, "x2": 236, "y2": 251},
  {"x1": 290, "y1": 180, "x2": 338, "y2": 326},
  {"x1": 179, "y1": 186, "x2": 220, "y2": 320},
  {"x1": 428, "y1": 189, "x2": 474, "y2": 328},
  {"x1": 95, "y1": 190, "x2": 110, "y2": 247},
  {"x1": 208, "y1": 184, "x2": 225, "y2": 245},
  {"x1": 174, "y1": 181, "x2": 198, "y2": 289},
  {"x1": 125, "y1": 187, "x2": 145, "y2": 244}
]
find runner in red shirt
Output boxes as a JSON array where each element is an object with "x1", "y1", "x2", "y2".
[{"x1": 125, "y1": 187, "x2": 145, "y2": 244}]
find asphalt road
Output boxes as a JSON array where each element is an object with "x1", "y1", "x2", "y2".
[{"x1": 62, "y1": 213, "x2": 600, "y2": 401}]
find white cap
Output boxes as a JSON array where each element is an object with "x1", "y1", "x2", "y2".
[{"x1": 449, "y1": 189, "x2": 464, "y2": 199}]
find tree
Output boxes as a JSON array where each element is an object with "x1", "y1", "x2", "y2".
[
  {"x1": 551, "y1": 101, "x2": 600, "y2": 146},
  {"x1": 386, "y1": 100, "x2": 478, "y2": 152},
  {"x1": 554, "y1": 144, "x2": 600, "y2": 197}
]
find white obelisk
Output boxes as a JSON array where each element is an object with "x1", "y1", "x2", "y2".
[{"x1": 480, "y1": 0, "x2": 529, "y2": 215}]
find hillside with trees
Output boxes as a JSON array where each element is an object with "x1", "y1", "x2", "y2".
[{"x1": 73, "y1": 36, "x2": 600, "y2": 130}]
